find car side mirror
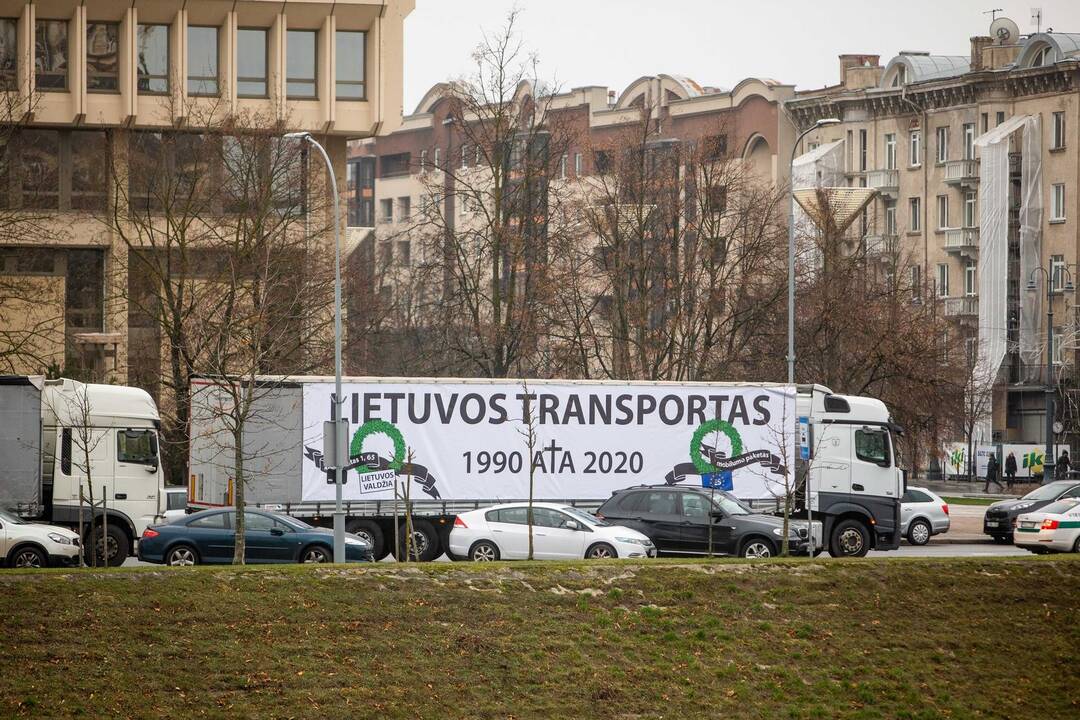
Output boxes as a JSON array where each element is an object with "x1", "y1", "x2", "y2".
[
  {"x1": 270, "y1": 528, "x2": 284, "y2": 536},
  {"x1": 710, "y1": 510, "x2": 725, "y2": 520},
  {"x1": 564, "y1": 520, "x2": 581, "y2": 531}
]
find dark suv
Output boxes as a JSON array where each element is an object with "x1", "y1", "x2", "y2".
[
  {"x1": 983, "y1": 480, "x2": 1080, "y2": 542},
  {"x1": 595, "y1": 485, "x2": 812, "y2": 558}
]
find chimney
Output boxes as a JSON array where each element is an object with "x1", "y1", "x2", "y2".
[
  {"x1": 970, "y1": 36, "x2": 992, "y2": 71},
  {"x1": 838, "y1": 54, "x2": 880, "y2": 86},
  {"x1": 607, "y1": 90, "x2": 616, "y2": 108}
]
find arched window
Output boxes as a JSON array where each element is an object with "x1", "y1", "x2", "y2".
[
  {"x1": 1032, "y1": 45, "x2": 1053, "y2": 67},
  {"x1": 890, "y1": 65, "x2": 906, "y2": 87}
]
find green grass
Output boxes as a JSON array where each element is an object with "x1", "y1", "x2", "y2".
[
  {"x1": 941, "y1": 495, "x2": 1007, "y2": 506},
  {"x1": 2, "y1": 557, "x2": 1078, "y2": 719}
]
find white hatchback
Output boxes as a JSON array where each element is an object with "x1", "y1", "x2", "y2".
[
  {"x1": 1014, "y1": 498, "x2": 1080, "y2": 554},
  {"x1": 448, "y1": 502, "x2": 656, "y2": 561},
  {"x1": 0, "y1": 508, "x2": 82, "y2": 568}
]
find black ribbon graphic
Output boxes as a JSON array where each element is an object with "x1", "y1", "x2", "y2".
[
  {"x1": 665, "y1": 443, "x2": 787, "y2": 485},
  {"x1": 303, "y1": 446, "x2": 442, "y2": 499}
]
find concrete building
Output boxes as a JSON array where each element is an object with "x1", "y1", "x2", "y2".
[
  {"x1": 786, "y1": 32, "x2": 1080, "y2": 448},
  {"x1": 0, "y1": 0, "x2": 413, "y2": 384}
]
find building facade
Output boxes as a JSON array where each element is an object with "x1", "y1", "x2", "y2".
[
  {"x1": 0, "y1": 0, "x2": 413, "y2": 384},
  {"x1": 786, "y1": 33, "x2": 1080, "y2": 449}
]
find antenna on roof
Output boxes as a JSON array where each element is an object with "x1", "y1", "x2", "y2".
[
  {"x1": 983, "y1": 8, "x2": 1003, "y2": 21},
  {"x1": 1031, "y1": 7, "x2": 1042, "y2": 33}
]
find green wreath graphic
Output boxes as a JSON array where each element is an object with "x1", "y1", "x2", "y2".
[
  {"x1": 350, "y1": 419, "x2": 406, "y2": 475},
  {"x1": 690, "y1": 419, "x2": 743, "y2": 475}
]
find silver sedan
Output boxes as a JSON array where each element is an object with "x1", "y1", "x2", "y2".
[{"x1": 900, "y1": 486, "x2": 951, "y2": 545}]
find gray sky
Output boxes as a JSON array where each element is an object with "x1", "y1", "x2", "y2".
[{"x1": 404, "y1": 0, "x2": 1080, "y2": 112}]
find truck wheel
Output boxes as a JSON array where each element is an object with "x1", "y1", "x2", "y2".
[
  {"x1": 829, "y1": 519, "x2": 870, "y2": 558},
  {"x1": 84, "y1": 524, "x2": 129, "y2": 567},
  {"x1": 346, "y1": 519, "x2": 385, "y2": 560},
  {"x1": 395, "y1": 520, "x2": 439, "y2": 562}
]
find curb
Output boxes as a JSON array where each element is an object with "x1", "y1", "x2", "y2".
[{"x1": 927, "y1": 536, "x2": 993, "y2": 545}]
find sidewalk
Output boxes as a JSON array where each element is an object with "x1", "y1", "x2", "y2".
[{"x1": 916, "y1": 478, "x2": 1031, "y2": 500}]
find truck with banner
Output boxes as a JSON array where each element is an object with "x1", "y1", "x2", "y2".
[{"x1": 187, "y1": 377, "x2": 904, "y2": 559}]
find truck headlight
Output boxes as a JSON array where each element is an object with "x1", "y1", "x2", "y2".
[{"x1": 48, "y1": 532, "x2": 73, "y2": 545}]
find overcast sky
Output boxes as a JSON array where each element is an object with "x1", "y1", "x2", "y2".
[{"x1": 403, "y1": 0, "x2": 1080, "y2": 113}]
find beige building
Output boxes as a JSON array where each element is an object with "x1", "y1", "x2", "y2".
[
  {"x1": 0, "y1": 0, "x2": 413, "y2": 383},
  {"x1": 786, "y1": 32, "x2": 1080, "y2": 447}
]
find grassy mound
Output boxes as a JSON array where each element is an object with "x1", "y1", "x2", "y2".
[{"x1": 2, "y1": 557, "x2": 1078, "y2": 719}]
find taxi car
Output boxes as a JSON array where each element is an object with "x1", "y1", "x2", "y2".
[{"x1": 1013, "y1": 498, "x2": 1080, "y2": 554}]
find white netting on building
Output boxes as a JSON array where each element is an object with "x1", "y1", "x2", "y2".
[{"x1": 791, "y1": 140, "x2": 845, "y2": 271}]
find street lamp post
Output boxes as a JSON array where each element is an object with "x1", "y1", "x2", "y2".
[
  {"x1": 787, "y1": 118, "x2": 840, "y2": 385},
  {"x1": 1027, "y1": 264, "x2": 1074, "y2": 484},
  {"x1": 286, "y1": 131, "x2": 346, "y2": 562}
]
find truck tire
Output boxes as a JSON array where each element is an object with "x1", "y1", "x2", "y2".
[
  {"x1": 346, "y1": 519, "x2": 385, "y2": 561},
  {"x1": 84, "y1": 524, "x2": 129, "y2": 567},
  {"x1": 395, "y1": 519, "x2": 440, "y2": 562},
  {"x1": 829, "y1": 519, "x2": 870, "y2": 558}
]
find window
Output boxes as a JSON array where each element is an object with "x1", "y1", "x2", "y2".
[
  {"x1": 909, "y1": 196, "x2": 921, "y2": 232},
  {"x1": 936, "y1": 127, "x2": 948, "y2": 163},
  {"x1": 964, "y1": 260, "x2": 976, "y2": 297},
  {"x1": 704, "y1": 134, "x2": 727, "y2": 160},
  {"x1": 937, "y1": 263, "x2": 949, "y2": 297},
  {"x1": 433, "y1": 147, "x2": 440, "y2": 168},
  {"x1": 489, "y1": 507, "x2": 528, "y2": 524},
  {"x1": 20, "y1": 129, "x2": 60, "y2": 209},
  {"x1": 910, "y1": 265, "x2": 921, "y2": 299},
  {"x1": 902, "y1": 488, "x2": 934, "y2": 503},
  {"x1": 858, "y1": 129, "x2": 867, "y2": 171},
  {"x1": 594, "y1": 150, "x2": 613, "y2": 174},
  {"x1": 86, "y1": 23, "x2": 119, "y2": 92},
  {"x1": 335, "y1": 30, "x2": 365, "y2": 99},
  {"x1": 166, "y1": 492, "x2": 186, "y2": 511},
  {"x1": 137, "y1": 24, "x2": 169, "y2": 93},
  {"x1": 419, "y1": 149, "x2": 427, "y2": 171},
  {"x1": 188, "y1": 512, "x2": 228, "y2": 529},
  {"x1": 379, "y1": 152, "x2": 410, "y2": 177},
  {"x1": 574, "y1": 152, "x2": 582, "y2": 176},
  {"x1": 1051, "y1": 255, "x2": 1066, "y2": 291},
  {"x1": 937, "y1": 194, "x2": 949, "y2": 229},
  {"x1": 1051, "y1": 328, "x2": 1063, "y2": 365},
  {"x1": 885, "y1": 203, "x2": 897, "y2": 235},
  {"x1": 397, "y1": 196, "x2": 410, "y2": 220},
  {"x1": 996, "y1": 111, "x2": 1005, "y2": 126},
  {"x1": 981, "y1": 113, "x2": 988, "y2": 134},
  {"x1": 71, "y1": 130, "x2": 108, "y2": 211},
  {"x1": 559, "y1": 153, "x2": 567, "y2": 179},
  {"x1": 1032, "y1": 45, "x2": 1052, "y2": 67},
  {"x1": 854, "y1": 429, "x2": 889, "y2": 466},
  {"x1": 533, "y1": 507, "x2": 573, "y2": 529},
  {"x1": 884, "y1": 133, "x2": 896, "y2": 170},
  {"x1": 286, "y1": 29, "x2": 317, "y2": 99},
  {"x1": 460, "y1": 144, "x2": 468, "y2": 169},
  {"x1": 187, "y1": 26, "x2": 218, "y2": 96},
  {"x1": 680, "y1": 493, "x2": 711, "y2": 518},
  {"x1": 963, "y1": 191, "x2": 977, "y2": 227},
  {"x1": 1051, "y1": 183, "x2": 1066, "y2": 222},
  {"x1": 379, "y1": 198, "x2": 392, "y2": 223},
  {"x1": 117, "y1": 429, "x2": 158, "y2": 466},
  {"x1": 35, "y1": 20, "x2": 68, "y2": 90},
  {"x1": 1052, "y1": 112, "x2": 1066, "y2": 150},
  {"x1": 909, "y1": 131, "x2": 921, "y2": 167},
  {"x1": 346, "y1": 157, "x2": 374, "y2": 227},
  {"x1": 963, "y1": 123, "x2": 975, "y2": 160},
  {"x1": 475, "y1": 145, "x2": 481, "y2": 166},
  {"x1": 243, "y1": 512, "x2": 276, "y2": 531},
  {"x1": 0, "y1": 18, "x2": 14, "y2": 89},
  {"x1": 643, "y1": 491, "x2": 677, "y2": 515},
  {"x1": 397, "y1": 240, "x2": 411, "y2": 267},
  {"x1": 237, "y1": 28, "x2": 268, "y2": 97}
]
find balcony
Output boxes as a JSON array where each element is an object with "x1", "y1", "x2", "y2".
[
  {"x1": 944, "y1": 296, "x2": 979, "y2": 318},
  {"x1": 944, "y1": 227, "x2": 980, "y2": 260},
  {"x1": 865, "y1": 169, "x2": 899, "y2": 199},
  {"x1": 944, "y1": 159, "x2": 980, "y2": 189},
  {"x1": 865, "y1": 233, "x2": 898, "y2": 259}
]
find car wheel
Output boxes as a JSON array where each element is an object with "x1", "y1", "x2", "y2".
[
  {"x1": 346, "y1": 519, "x2": 385, "y2": 560},
  {"x1": 907, "y1": 519, "x2": 932, "y2": 546},
  {"x1": 469, "y1": 540, "x2": 500, "y2": 562},
  {"x1": 740, "y1": 538, "x2": 775, "y2": 559},
  {"x1": 585, "y1": 542, "x2": 617, "y2": 559},
  {"x1": 10, "y1": 545, "x2": 47, "y2": 569},
  {"x1": 829, "y1": 519, "x2": 870, "y2": 558},
  {"x1": 301, "y1": 545, "x2": 331, "y2": 563},
  {"x1": 165, "y1": 544, "x2": 199, "y2": 566},
  {"x1": 395, "y1": 519, "x2": 440, "y2": 562}
]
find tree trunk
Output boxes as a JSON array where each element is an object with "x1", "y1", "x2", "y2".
[{"x1": 232, "y1": 433, "x2": 246, "y2": 564}]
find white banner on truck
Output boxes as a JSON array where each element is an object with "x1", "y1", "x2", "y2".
[{"x1": 300, "y1": 382, "x2": 796, "y2": 502}]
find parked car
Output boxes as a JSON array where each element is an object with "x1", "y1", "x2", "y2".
[
  {"x1": 983, "y1": 481, "x2": 1080, "y2": 543},
  {"x1": 1014, "y1": 498, "x2": 1080, "y2": 554},
  {"x1": 595, "y1": 485, "x2": 816, "y2": 558},
  {"x1": 448, "y1": 502, "x2": 655, "y2": 561},
  {"x1": 900, "y1": 486, "x2": 950, "y2": 545},
  {"x1": 137, "y1": 508, "x2": 373, "y2": 566},
  {"x1": 0, "y1": 508, "x2": 81, "y2": 568}
]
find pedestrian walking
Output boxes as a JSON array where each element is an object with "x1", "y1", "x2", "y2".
[
  {"x1": 983, "y1": 452, "x2": 1003, "y2": 493},
  {"x1": 1004, "y1": 451, "x2": 1017, "y2": 489},
  {"x1": 1055, "y1": 450, "x2": 1071, "y2": 479}
]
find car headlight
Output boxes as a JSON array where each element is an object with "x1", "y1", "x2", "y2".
[
  {"x1": 1012, "y1": 502, "x2": 1034, "y2": 511},
  {"x1": 48, "y1": 532, "x2": 73, "y2": 545},
  {"x1": 615, "y1": 536, "x2": 650, "y2": 546}
]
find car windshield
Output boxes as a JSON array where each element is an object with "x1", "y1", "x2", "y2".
[
  {"x1": 714, "y1": 493, "x2": 752, "y2": 516},
  {"x1": 1040, "y1": 498, "x2": 1080, "y2": 515},
  {"x1": 277, "y1": 515, "x2": 314, "y2": 530},
  {"x1": 1022, "y1": 483, "x2": 1073, "y2": 501},
  {"x1": 561, "y1": 506, "x2": 609, "y2": 527},
  {"x1": 0, "y1": 509, "x2": 26, "y2": 524}
]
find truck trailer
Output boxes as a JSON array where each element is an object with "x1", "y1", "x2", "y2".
[
  {"x1": 0, "y1": 376, "x2": 173, "y2": 565},
  {"x1": 188, "y1": 376, "x2": 904, "y2": 559}
]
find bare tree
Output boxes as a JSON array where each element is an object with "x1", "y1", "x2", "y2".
[{"x1": 517, "y1": 379, "x2": 539, "y2": 559}]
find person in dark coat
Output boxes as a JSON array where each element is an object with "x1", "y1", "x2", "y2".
[
  {"x1": 1004, "y1": 452, "x2": 1018, "y2": 489},
  {"x1": 983, "y1": 453, "x2": 1002, "y2": 493},
  {"x1": 1056, "y1": 450, "x2": 1071, "y2": 479}
]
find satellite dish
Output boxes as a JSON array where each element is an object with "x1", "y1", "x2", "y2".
[{"x1": 990, "y1": 17, "x2": 1020, "y2": 45}]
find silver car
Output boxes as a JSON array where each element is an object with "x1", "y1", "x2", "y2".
[{"x1": 900, "y1": 486, "x2": 950, "y2": 545}]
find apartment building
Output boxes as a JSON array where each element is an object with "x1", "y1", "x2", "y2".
[
  {"x1": 0, "y1": 0, "x2": 413, "y2": 384},
  {"x1": 786, "y1": 33, "x2": 1080, "y2": 445}
]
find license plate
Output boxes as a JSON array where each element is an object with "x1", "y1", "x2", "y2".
[
  {"x1": 986, "y1": 521, "x2": 1000, "y2": 527},
  {"x1": 1021, "y1": 521, "x2": 1036, "y2": 528}
]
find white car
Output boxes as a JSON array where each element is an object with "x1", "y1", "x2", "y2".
[
  {"x1": 900, "y1": 486, "x2": 951, "y2": 545},
  {"x1": 1014, "y1": 498, "x2": 1080, "y2": 554},
  {"x1": 448, "y1": 502, "x2": 656, "y2": 561},
  {"x1": 0, "y1": 508, "x2": 82, "y2": 568}
]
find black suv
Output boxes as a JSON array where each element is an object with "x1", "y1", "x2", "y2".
[
  {"x1": 596, "y1": 485, "x2": 811, "y2": 558},
  {"x1": 983, "y1": 480, "x2": 1080, "y2": 542}
]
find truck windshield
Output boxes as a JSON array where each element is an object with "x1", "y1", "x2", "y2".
[{"x1": 0, "y1": 509, "x2": 26, "y2": 524}]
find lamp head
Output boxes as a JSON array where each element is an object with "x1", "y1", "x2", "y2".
[
  {"x1": 283, "y1": 131, "x2": 311, "y2": 140},
  {"x1": 1026, "y1": 279, "x2": 1038, "y2": 292},
  {"x1": 1066, "y1": 280, "x2": 1075, "y2": 293},
  {"x1": 816, "y1": 118, "x2": 841, "y2": 127}
]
